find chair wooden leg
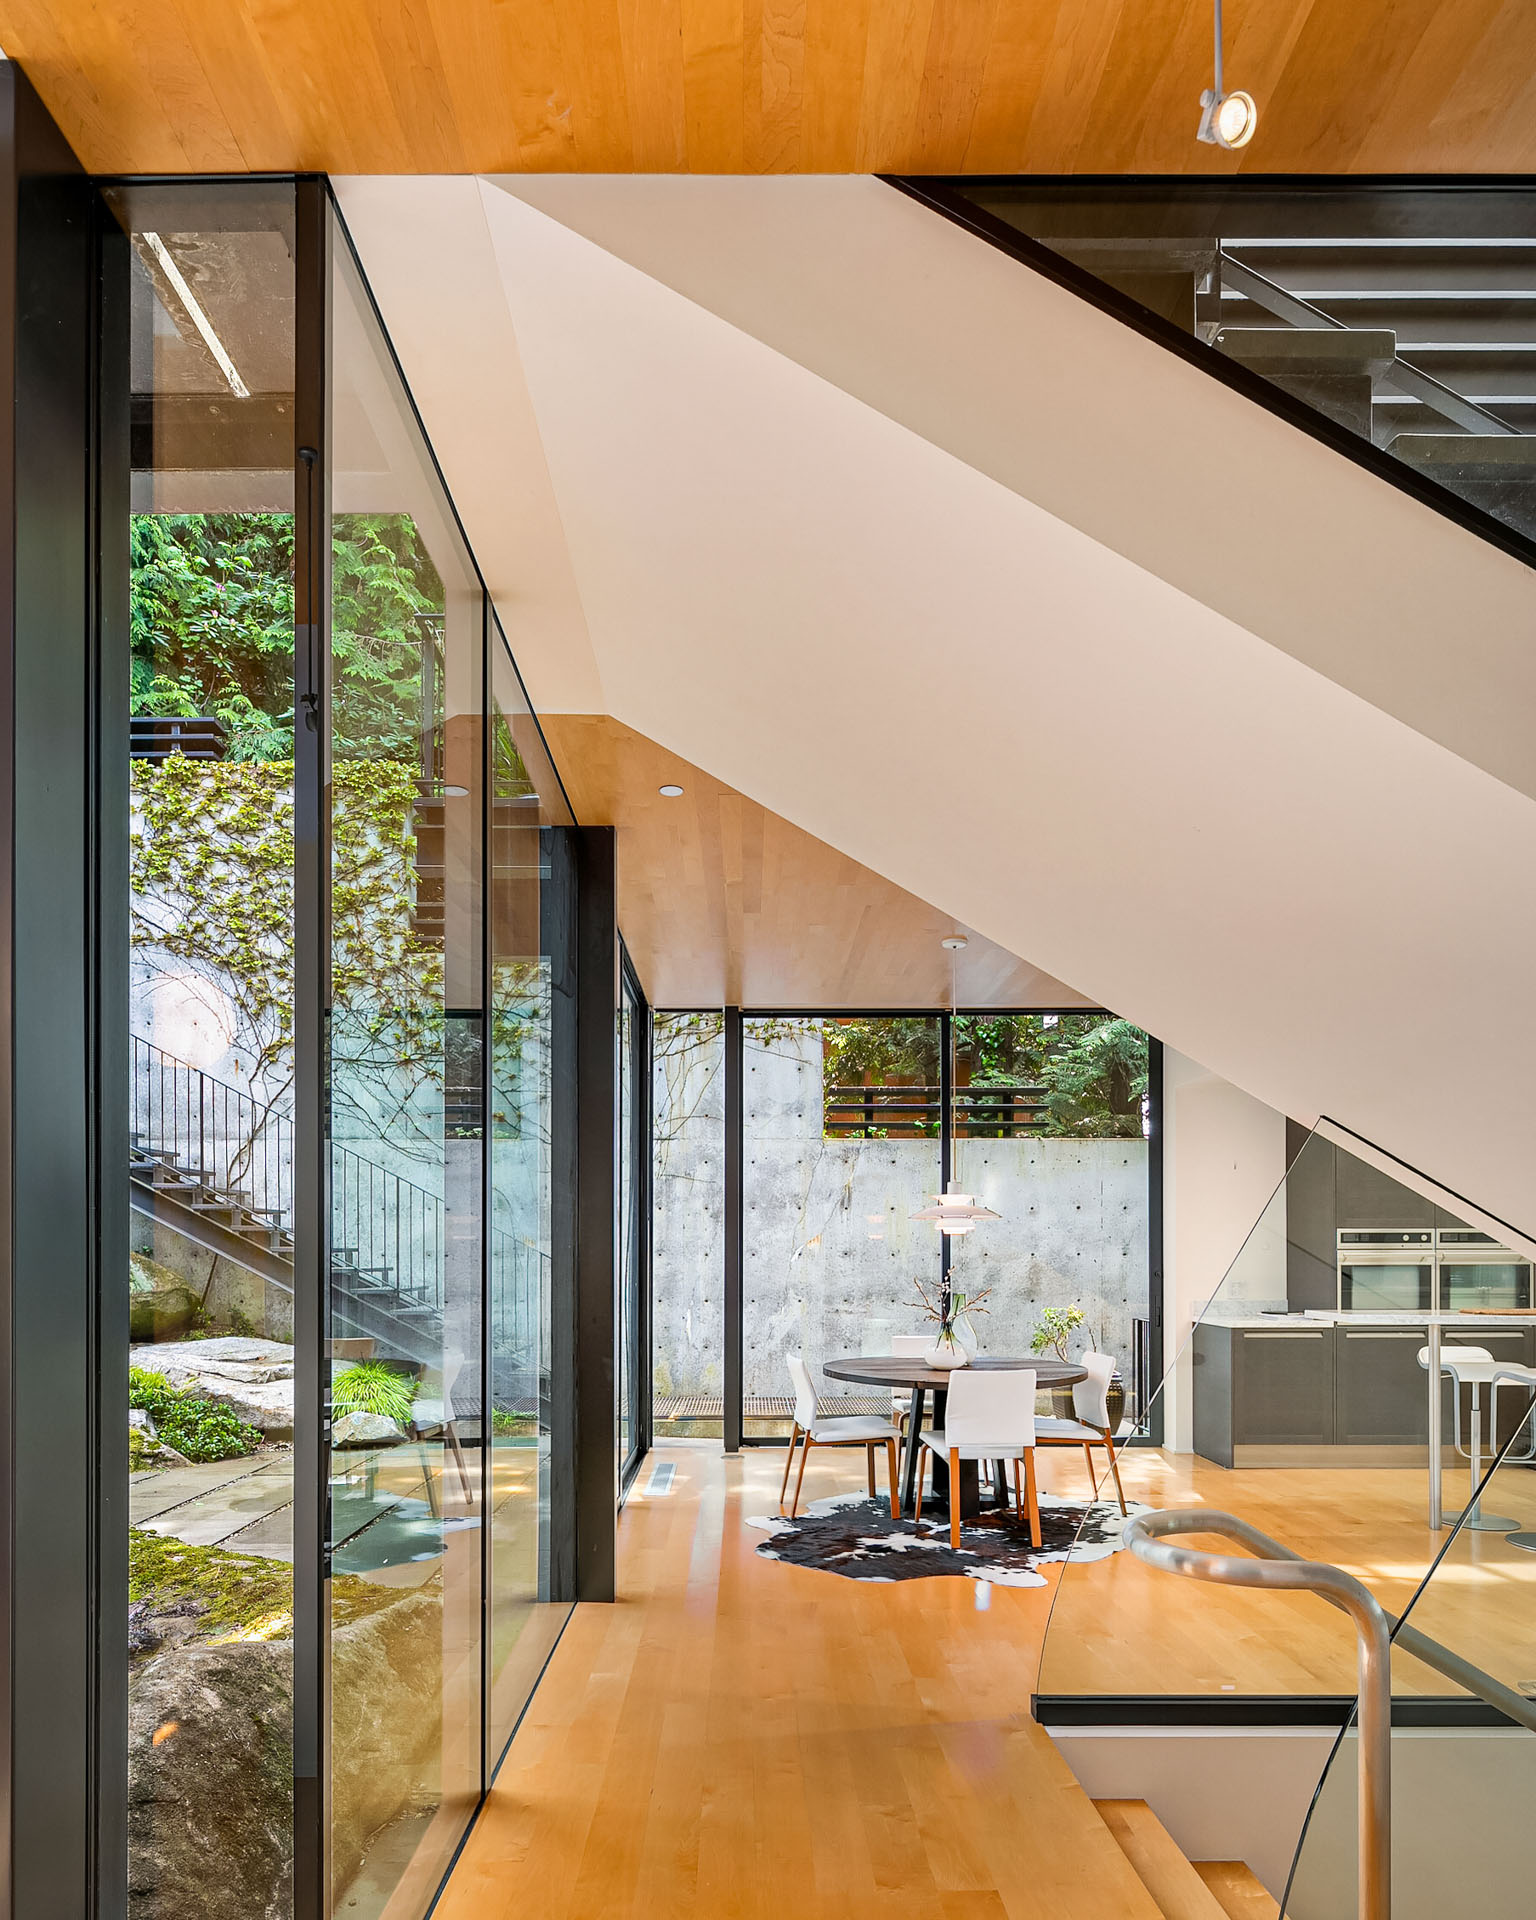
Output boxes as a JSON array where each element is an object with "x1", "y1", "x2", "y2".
[
  {"x1": 866, "y1": 1445, "x2": 876, "y2": 1498},
  {"x1": 791, "y1": 1433, "x2": 812, "y2": 1517},
  {"x1": 914, "y1": 1454, "x2": 926, "y2": 1524},
  {"x1": 1011, "y1": 1456, "x2": 1022, "y2": 1518},
  {"x1": 1023, "y1": 1447, "x2": 1042, "y2": 1548},
  {"x1": 1083, "y1": 1442, "x2": 1096, "y2": 1493},
  {"x1": 1103, "y1": 1430, "x2": 1128, "y2": 1516},
  {"x1": 779, "y1": 1424, "x2": 800, "y2": 1511},
  {"x1": 949, "y1": 1449, "x2": 962, "y2": 1552},
  {"x1": 886, "y1": 1438, "x2": 900, "y2": 1519},
  {"x1": 447, "y1": 1422, "x2": 473, "y2": 1503}
]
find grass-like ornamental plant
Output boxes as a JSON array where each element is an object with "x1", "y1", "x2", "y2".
[{"x1": 331, "y1": 1359, "x2": 417, "y2": 1426}]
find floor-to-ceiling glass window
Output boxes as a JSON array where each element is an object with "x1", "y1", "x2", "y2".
[
  {"x1": 742, "y1": 1017, "x2": 943, "y2": 1440},
  {"x1": 947, "y1": 1014, "x2": 1151, "y2": 1430},
  {"x1": 108, "y1": 179, "x2": 582, "y2": 1920},
  {"x1": 114, "y1": 181, "x2": 299, "y2": 1920},
  {"x1": 617, "y1": 954, "x2": 647, "y2": 1491},
  {"x1": 651, "y1": 1012, "x2": 725, "y2": 1438},
  {"x1": 486, "y1": 614, "x2": 572, "y2": 1761},
  {"x1": 326, "y1": 205, "x2": 486, "y2": 1917}
]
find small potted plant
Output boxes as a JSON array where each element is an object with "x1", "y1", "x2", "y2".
[{"x1": 1031, "y1": 1305, "x2": 1125, "y2": 1425}]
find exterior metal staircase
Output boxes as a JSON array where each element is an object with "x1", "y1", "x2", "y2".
[{"x1": 130, "y1": 1037, "x2": 539, "y2": 1364}]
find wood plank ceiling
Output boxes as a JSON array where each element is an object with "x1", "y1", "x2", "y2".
[
  {"x1": 4, "y1": 0, "x2": 1534, "y2": 176},
  {"x1": 539, "y1": 715, "x2": 1088, "y2": 1011}
]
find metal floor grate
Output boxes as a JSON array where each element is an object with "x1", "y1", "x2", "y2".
[{"x1": 655, "y1": 1393, "x2": 892, "y2": 1420}]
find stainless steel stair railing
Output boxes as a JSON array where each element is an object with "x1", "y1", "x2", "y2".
[
  {"x1": 1123, "y1": 1510, "x2": 1394, "y2": 1920},
  {"x1": 1123, "y1": 1508, "x2": 1536, "y2": 1920}
]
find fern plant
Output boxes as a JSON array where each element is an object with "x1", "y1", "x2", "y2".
[{"x1": 331, "y1": 1360, "x2": 417, "y2": 1426}]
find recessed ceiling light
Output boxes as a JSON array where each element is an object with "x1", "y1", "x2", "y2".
[
  {"x1": 941, "y1": 935, "x2": 968, "y2": 951},
  {"x1": 440, "y1": 784, "x2": 470, "y2": 798},
  {"x1": 658, "y1": 783, "x2": 684, "y2": 798}
]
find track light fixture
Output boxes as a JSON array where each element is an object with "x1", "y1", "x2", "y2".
[{"x1": 1197, "y1": 0, "x2": 1257, "y2": 150}]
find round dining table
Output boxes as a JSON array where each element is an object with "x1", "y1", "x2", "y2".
[{"x1": 823, "y1": 1354, "x2": 1088, "y2": 1519}]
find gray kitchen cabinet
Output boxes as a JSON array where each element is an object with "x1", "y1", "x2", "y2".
[
  {"x1": 1336, "y1": 1328, "x2": 1428, "y2": 1444},
  {"x1": 1234, "y1": 1328, "x2": 1334, "y2": 1448}
]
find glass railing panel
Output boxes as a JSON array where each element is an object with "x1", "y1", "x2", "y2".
[
  {"x1": 1036, "y1": 1117, "x2": 1536, "y2": 1711},
  {"x1": 1284, "y1": 1411, "x2": 1536, "y2": 1918},
  {"x1": 948, "y1": 182, "x2": 1536, "y2": 547}
]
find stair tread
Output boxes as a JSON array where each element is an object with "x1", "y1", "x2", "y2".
[
  {"x1": 1192, "y1": 1863, "x2": 1280, "y2": 1920},
  {"x1": 1094, "y1": 1801, "x2": 1231, "y2": 1920}
]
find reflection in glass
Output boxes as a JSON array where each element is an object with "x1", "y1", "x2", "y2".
[
  {"x1": 487, "y1": 618, "x2": 571, "y2": 1762},
  {"x1": 326, "y1": 216, "x2": 483, "y2": 1917},
  {"x1": 115, "y1": 181, "x2": 298, "y2": 1920},
  {"x1": 652, "y1": 1014, "x2": 725, "y2": 1439},
  {"x1": 617, "y1": 964, "x2": 646, "y2": 1491},
  {"x1": 743, "y1": 1018, "x2": 942, "y2": 1440}
]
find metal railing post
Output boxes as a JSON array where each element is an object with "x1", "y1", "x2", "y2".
[{"x1": 1124, "y1": 1510, "x2": 1392, "y2": 1920}]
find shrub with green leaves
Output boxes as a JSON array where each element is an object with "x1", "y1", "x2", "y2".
[
  {"x1": 331, "y1": 1359, "x2": 417, "y2": 1426},
  {"x1": 129, "y1": 1366, "x2": 263, "y2": 1463}
]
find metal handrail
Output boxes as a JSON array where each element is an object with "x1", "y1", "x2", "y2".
[
  {"x1": 1123, "y1": 1508, "x2": 1536, "y2": 1919},
  {"x1": 1217, "y1": 251, "x2": 1517, "y2": 440},
  {"x1": 1124, "y1": 1509, "x2": 1393, "y2": 1920}
]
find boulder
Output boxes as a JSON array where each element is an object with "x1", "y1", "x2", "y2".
[
  {"x1": 130, "y1": 1337, "x2": 295, "y2": 1440},
  {"x1": 332, "y1": 1410, "x2": 405, "y2": 1446},
  {"x1": 127, "y1": 1638, "x2": 293, "y2": 1920},
  {"x1": 130, "y1": 1255, "x2": 202, "y2": 1342},
  {"x1": 126, "y1": 1588, "x2": 445, "y2": 1917}
]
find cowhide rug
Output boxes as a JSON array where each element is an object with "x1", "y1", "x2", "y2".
[{"x1": 746, "y1": 1488, "x2": 1149, "y2": 1586}]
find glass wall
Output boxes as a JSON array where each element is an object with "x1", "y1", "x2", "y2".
[
  {"x1": 326, "y1": 220, "x2": 486, "y2": 1916},
  {"x1": 487, "y1": 616, "x2": 571, "y2": 1764},
  {"x1": 652, "y1": 1012, "x2": 725, "y2": 1437},
  {"x1": 947, "y1": 1014, "x2": 1151, "y2": 1429},
  {"x1": 617, "y1": 958, "x2": 647, "y2": 1491},
  {"x1": 109, "y1": 180, "x2": 578, "y2": 1920},
  {"x1": 115, "y1": 180, "x2": 299, "y2": 1920},
  {"x1": 742, "y1": 1017, "x2": 942, "y2": 1440}
]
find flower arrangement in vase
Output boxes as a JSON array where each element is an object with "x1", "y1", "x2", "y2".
[{"x1": 912, "y1": 1274, "x2": 993, "y2": 1369}]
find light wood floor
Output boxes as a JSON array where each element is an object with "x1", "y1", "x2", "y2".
[
  {"x1": 433, "y1": 1441, "x2": 1166, "y2": 1920},
  {"x1": 431, "y1": 1442, "x2": 1536, "y2": 1919}
]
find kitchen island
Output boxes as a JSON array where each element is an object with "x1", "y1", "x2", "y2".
[{"x1": 1193, "y1": 1310, "x2": 1536, "y2": 1476}]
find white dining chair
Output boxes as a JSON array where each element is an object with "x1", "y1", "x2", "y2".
[
  {"x1": 1035, "y1": 1351, "x2": 1128, "y2": 1515},
  {"x1": 779, "y1": 1354, "x2": 902, "y2": 1519},
  {"x1": 915, "y1": 1366, "x2": 1039, "y2": 1550}
]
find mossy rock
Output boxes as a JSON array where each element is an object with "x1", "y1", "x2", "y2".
[{"x1": 130, "y1": 1254, "x2": 202, "y2": 1342}]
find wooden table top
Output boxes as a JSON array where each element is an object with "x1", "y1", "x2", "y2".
[{"x1": 823, "y1": 1354, "x2": 1088, "y2": 1391}]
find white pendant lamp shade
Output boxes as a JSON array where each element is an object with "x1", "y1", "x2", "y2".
[{"x1": 911, "y1": 1183, "x2": 1001, "y2": 1236}]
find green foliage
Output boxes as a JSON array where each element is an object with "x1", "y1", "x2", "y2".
[
  {"x1": 131, "y1": 511, "x2": 445, "y2": 763},
  {"x1": 491, "y1": 1409, "x2": 537, "y2": 1437},
  {"x1": 1030, "y1": 1304, "x2": 1086, "y2": 1361},
  {"x1": 817, "y1": 1013, "x2": 1148, "y2": 1139},
  {"x1": 129, "y1": 1366, "x2": 263, "y2": 1463},
  {"x1": 331, "y1": 1360, "x2": 417, "y2": 1425},
  {"x1": 131, "y1": 754, "x2": 444, "y2": 1127}
]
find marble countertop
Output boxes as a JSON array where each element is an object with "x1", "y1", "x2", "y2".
[{"x1": 1198, "y1": 1308, "x2": 1536, "y2": 1330}]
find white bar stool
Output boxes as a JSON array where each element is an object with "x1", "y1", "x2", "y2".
[{"x1": 1418, "y1": 1344, "x2": 1518, "y2": 1531}]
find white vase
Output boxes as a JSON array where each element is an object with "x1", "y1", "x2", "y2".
[{"x1": 925, "y1": 1329, "x2": 970, "y2": 1369}]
